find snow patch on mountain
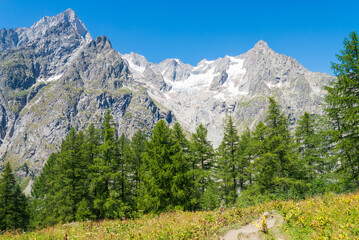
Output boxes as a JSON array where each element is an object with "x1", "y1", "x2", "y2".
[
  {"x1": 37, "y1": 74, "x2": 63, "y2": 83},
  {"x1": 214, "y1": 92, "x2": 226, "y2": 101},
  {"x1": 126, "y1": 60, "x2": 147, "y2": 73},
  {"x1": 227, "y1": 57, "x2": 246, "y2": 77},
  {"x1": 170, "y1": 68, "x2": 219, "y2": 93}
]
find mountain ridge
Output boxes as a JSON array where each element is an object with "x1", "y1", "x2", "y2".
[{"x1": 123, "y1": 39, "x2": 334, "y2": 146}]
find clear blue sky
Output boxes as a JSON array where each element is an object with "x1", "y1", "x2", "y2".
[{"x1": 1, "y1": 0, "x2": 358, "y2": 75}]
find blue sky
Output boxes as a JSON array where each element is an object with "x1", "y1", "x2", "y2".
[{"x1": 1, "y1": 0, "x2": 358, "y2": 74}]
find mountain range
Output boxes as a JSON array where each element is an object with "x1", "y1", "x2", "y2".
[{"x1": 0, "y1": 9, "x2": 335, "y2": 192}]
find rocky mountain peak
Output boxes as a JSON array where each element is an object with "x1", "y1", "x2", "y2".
[
  {"x1": 89, "y1": 35, "x2": 112, "y2": 49},
  {"x1": 0, "y1": 9, "x2": 92, "y2": 52},
  {"x1": 156, "y1": 58, "x2": 193, "y2": 82},
  {"x1": 29, "y1": 8, "x2": 92, "y2": 42},
  {"x1": 243, "y1": 40, "x2": 275, "y2": 67},
  {"x1": 123, "y1": 52, "x2": 150, "y2": 69},
  {"x1": 253, "y1": 40, "x2": 270, "y2": 49},
  {"x1": 62, "y1": 8, "x2": 77, "y2": 19}
]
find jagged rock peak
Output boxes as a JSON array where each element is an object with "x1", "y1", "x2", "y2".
[
  {"x1": 128, "y1": 52, "x2": 149, "y2": 63},
  {"x1": 123, "y1": 52, "x2": 151, "y2": 68},
  {"x1": 29, "y1": 8, "x2": 92, "y2": 41},
  {"x1": 253, "y1": 40, "x2": 270, "y2": 49},
  {"x1": 87, "y1": 35, "x2": 112, "y2": 50},
  {"x1": 0, "y1": 9, "x2": 93, "y2": 52},
  {"x1": 95, "y1": 35, "x2": 111, "y2": 44}
]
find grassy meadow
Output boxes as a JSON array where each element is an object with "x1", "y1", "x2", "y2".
[{"x1": 1, "y1": 191, "x2": 358, "y2": 240}]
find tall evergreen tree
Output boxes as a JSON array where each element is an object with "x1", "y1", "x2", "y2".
[
  {"x1": 237, "y1": 128, "x2": 253, "y2": 189},
  {"x1": 170, "y1": 122, "x2": 193, "y2": 209},
  {"x1": 172, "y1": 122, "x2": 190, "y2": 152},
  {"x1": 32, "y1": 129, "x2": 89, "y2": 224},
  {"x1": 139, "y1": 120, "x2": 190, "y2": 213},
  {"x1": 324, "y1": 31, "x2": 359, "y2": 188},
  {"x1": 295, "y1": 112, "x2": 323, "y2": 181},
  {"x1": 189, "y1": 124, "x2": 215, "y2": 209},
  {"x1": 250, "y1": 121, "x2": 278, "y2": 193},
  {"x1": 129, "y1": 130, "x2": 146, "y2": 206},
  {"x1": 105, "y1": 133, "x2": 132, "y2": 218},
  {"x1": 55, "y1": 129, "x2": 88, "y2": 222},
  {"x1": 31, "y1": 153, "x2": 59, "y2": 226},
  {"x1": 264, "y1": 97, "x2": 296, "y2": 191},
  {"x1": 76, "y1": 123, "x2": 101, "y2": 221},
  {"x1": 84, "y1": 123, "x2": 101, "y2": 166},
  {"x1": 217, "y1": 116, "x2": 240, "y2": 204},
  {"x1": 248, "y1": 98, "x2": 301, "y2": 194},
  {"x1": 90, "y1": 109, "x2": 120, "y2": 219},
  {"x1": 0, "y1": 163, "x2": 29, "y2": 231}
]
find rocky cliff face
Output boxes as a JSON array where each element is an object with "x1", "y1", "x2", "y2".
[
  {"x1": 0, "y1": 10, "x2": 173, "y2": 183},
  {"x1": 0, "y1": 9, "x2": 334, "y2": 188}
]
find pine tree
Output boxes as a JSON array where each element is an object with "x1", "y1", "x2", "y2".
[
  {"x1": 217, "y1": 116, "x2": 240, "y2": 204},
  {"x1": 31, "y1": 124, "x2": 100, "y2": 226},
  {"x1": 324, "y1": 31, "x2": 359, "y2": 188},
  {"x1": 32, "y1": 111, "x2": 134, "y2": 225},
  {"x1": 90, "y1": 109, "x2": 119, "y2": 219},
  {"x1": 12, "y1": 184, "x2": 29, "y2": 230},
  {"x1": 295, "y1": 112, "x2": 323, "y2": 181},
  {"x1": 250, "y1": 121, "x2": 278, "y2": 193},
  {"x1": 172, "y1": 122, "x2": 190, "y2": 151},
  {"x1": 248, "y1": 99, "x2": 300, "y2": 194},
  {"x1": 170, "y1": 122, "x2": 192, "y2": 210},
  {"x1": 84, "y1": 123, "x2": 100, "y2": 166},
  {"x1": 264, "y1": 97, "x2": 296, "y2": 191},
  {"x1": 0, "y1": 163, "x2": 29, "y2": 231},
  {"x1": 55, "y1": 129, "x2": 87, "y2": 222},
  {"x1": 237, "y1": 128, "x2": 253, "y2": 189},
  {"x1": 31, "y1": 153, "x2": 59, "y2": 226},
  {"x1": 104, "y1": 133, "x2": 132, "y2": 219},
  {"x1": 129, "y1": 130, "x2": 146, "y2": 206},
  {"x1": 76, "y1": 123, "x2": 101, "y2": 221},
  {"x1": 189, "y1": 124, "x2": 215, "y2": 210},
  {"x1": 139, "y1": 120, "x2": 190, "y2": 213},
  {"x1": 32, "y1": 128, "x2": 89, "y2": 224}
]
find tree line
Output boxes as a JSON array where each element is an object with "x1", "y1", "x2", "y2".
[{"x1": 0, "y1": 31, "x2": 358, "y2": 232}]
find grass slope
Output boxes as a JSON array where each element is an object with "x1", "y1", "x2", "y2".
[{"x1": 1, "y1": 191, "x2": 358, "y2": 239}]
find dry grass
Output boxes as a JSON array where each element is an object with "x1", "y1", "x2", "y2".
[{"x1": 2, "y1": 191, "x2": 358, "y2": 239}]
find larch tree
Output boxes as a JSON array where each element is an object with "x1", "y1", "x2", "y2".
[
  {"x1": 140, "y1": 120, "x2": 190, "y2": 213},
  {"x1": 217, "y1": 115, "x2": 240, "y2": 204},
  {"x1": 264, "y1": 97, "x2": 296, "y2": 191},
  {"x1": 189, "y1": 124, "x2": 215, "y2": 210},
  {"x1": 90, "y1": 109, "x2": 118, "y2": 219},
  {"x1": 0, "y1": 163, "x2": 29, "y2": 231},
  {"x1": 129, "y1": 130, "x2": 146, "y2": 207},
  {"x1": 324, "y1": 31, "x2": 359, "y2": 188},
  {"x1": 295, "y1": 112, "x2": 322, "y2": 181},
  {"x1": 236, "y1": 128, "x2": 253, "y2": 190},
  {"x1": 55, "y1": 129, "x2": 87, "y2": 222}
]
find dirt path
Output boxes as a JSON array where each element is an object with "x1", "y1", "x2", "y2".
[{"x1": 221, "y1": 212, "x2": 283, "y2": 240}]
